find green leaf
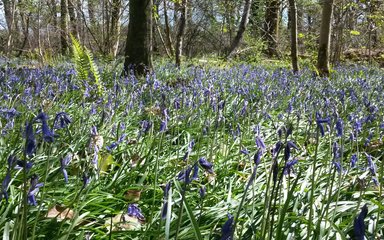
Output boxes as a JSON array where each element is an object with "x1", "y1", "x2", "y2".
[{"x1": 350, "y1": 30, "x2": 360, "y2": 36}]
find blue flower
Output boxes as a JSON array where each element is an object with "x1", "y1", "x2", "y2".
[
  {"x1": 28, "y1": 174, "x2": 44, "y2": 206},
  {"x1": 199, "y1": 185, "x2": 206, "y2": 198},
  {"x1": 221, "y1": 213, "x2": 234, "y2": 240},
  {"x1": 35, "y1": 111, "x2": 55, "y2": 142},
  {"x1": 366, "y1": 154, "x2": 376, "y2": 176},
  {"x1": 350, "y1": 154, "x2": 358, "y2": 168},
  {"x1": 255, "y1": 136, "x2": 266, "y2": 151},
  {"x1": 191, "y1": 164, "x2": 199, "y2": 181},
  {"x1": 177, "y1": 166, "x2": 192, "y2": 184},
  {"x1": 15, "y1": 160, "x2": 33, "y2": 172},
  {"x1": 240, "y1": 148, "x2": 249, "y2": 155},
  {"x1": 316, "y1": 113, "x2": 330, "y2": 137},
  {"x1": 53, "y1": 112, "x2": 72, "y2": 129},
  {"x1": 163, "y1": 182, "x2": 171, "y2": 199},
  {"x1": 198, "y1": 157, "x2": 214, "y2": 174},
  {"x1": 254, "y1": 149, "x2": 263, "y2": 166},
  {"x1": 353, "y1": 204, "x2": 368, "y2": 240},
  {"x1": 82, "y1": 173, "x2": 90, "y2": 189},
  {"x1": 161, "y1": 201, "x2": 168, "y2": 220},
  {"x1": 283, "y1": 159, "x2": 298, "y2": 175},
  {"x1": 25, "y1": 121, "x2": 36, "y2": 157},
  {"x1": 127, "y1": 203, "x2": 145, "y2": 222},
  {"x1": 1, "y1": 172, "x2": 11, "y2": 202},
  {"x1": 60, "y1": 154, "x2": 72, "y2": 183},
  {"x1": 332, "y1": 161, "x2": 343, "y2": 173},
  {"x1": 273, "y1": 141, "x2": 283, "y2": 158}
]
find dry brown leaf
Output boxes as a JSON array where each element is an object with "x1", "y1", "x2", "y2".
[{"x1": 46, "y1": 205, "x2": 74, "y2": 220}]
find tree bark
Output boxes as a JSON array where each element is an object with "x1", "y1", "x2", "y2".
[
  {"x1": 123, "y1": 0, "x2": 153, "y2": 76},
  {"x1": 108, "y1": 0, "x2": 122, "y2": 57},
  {"x1": 68, "y1": 0, "x2": 79, "y2": 39},
  {"x1": 175, "y1": 0, "x2": 187, "y2": 67},
  {"x1": 317, "y1": 0, "x2": 334, "y2": 77},
  {"x1": 163, "y1": 0, "x2": 174, "y2": 56},
  {"x1": 288, "y1": 0, "x2": 299, "y2": 73},
  {"x1": 225, "y1": 0, "x2": 252, "y2": 58},
  {"x1": 2, "y1": 0, "x2": 17, "y2": 55},
  {"x1": 60, "y1": 0, "x2": 69, "y2": 55},
  {"x1": 264, "y1": 0, "x2": 280, "y2": 57}
]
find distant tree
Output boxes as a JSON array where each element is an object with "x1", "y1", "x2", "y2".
[
  {"x1": 264, "y1": 0, "x2": 280, "y2": 57},
  {"x1": 225, "y1": 0, "x2": 253, "y2": 58},
  {"x1": 175, "y1": 0, "x2": 187, "y2": 67},
  {"x1": 123, "y1": 0, "x2": 153, "y2": 76},
  {"x1": 317, "y1": 0, "x2": 334, "y2": 77},
  {"x1": 288, "y1": 0, "x2": 299, "y2": 73},
  {"x1": 61, "y1": 0, "x2": 69, "y2": 55}
]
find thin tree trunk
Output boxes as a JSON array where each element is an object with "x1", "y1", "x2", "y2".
[
  {"x1": 123, "y1": 0, "x2": 153, "y2": 76},
  {"x1": 88, "y1": 0, "x2": 96, "y2": 26},
  {"x1": 225, "y1": 0, "x2": 252, "y2": 58},
  {"x1": 68, "y1": 0, "x2": 79, "y2": 39},
  {"x1": 108, "y1": 0, "x2": 122, "y2": 56},
  {"x1": 288, "y1": 0, "x2": 299, "y2": 73},
  {"x1": 264, "y1": 0, "x2": 280, "y2": 57},
  {"x1": 175, "y1": 0, "x2": 187, "y2": 67},
  {"x1": 60, "y1": 0, "x2": 69, "y2": 54},
  {"x1": 317, "y1": 0, "x2": 334, "y2": 77},
  {"x1": 163, "y1": 0, "x2": 174, "y2": 56},
  {"x1": 2, "y1": 0, "x2": 17, "y2": 55}
]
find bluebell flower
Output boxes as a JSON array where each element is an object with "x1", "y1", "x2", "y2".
[
  {"x1": 177, "y1": 166, "x2": 192, "y2": 184},
  {"x1": 199, "y1": 185, "x2": 206, "y2": 198},
  {"x1": 316, "y1": 113, "x2": 330, "y2": 137},
  {"x1": 161, "y1": 201, "x2": 168, "y2": 220},
  {"x1": 255, "y1": 136, "x2": 266, "y2": 151},
  {"x1": 127, "y1": 203, "x2": 145, "y2": 222},
  {"x1": 240, "y1": 148, "x2": 249, "y2": 155},
  {"x1": 335, "y1": 118, "x2": 343, "y2": 137},
  {"x1": 284, "y1": 141, "x2": 299, "y2": 161},
  {"x1": 273, "y1": 141, "x2": 283, "y2": 158},
  {"x1": 140, "y1": 120, "x2": 152, "y2": 134},
  {"x1": 272, "y1": 161, "x2": 279, "y2": 184},
  {"x1": 1, "y1": 172, "x2": 11, "y2": 202},
  {"x1": 163, "y1": 182, "x2": 171, "y2": 199},
  {"x1": 159, "y1": 120, "x2": 167, "y2": 132},
  {"x1": 254, "y1": 149, "x2": 262, "y2": 166},
  {"x1": 221, "y1": 213, "x2": 234, "y2": 240},
  {"x1": 332, "y1": 161, "x2": 342, "y2": 173},
  {"x1": 28, "y1": 174, "x2": 44, "y2": 206},
  {"x1": 372, "y1": 177, "x2": 379, "y2": 186},
  {"x1": 15, "y1": 160, "x2": 33, "y2": 172},
  {"x1": 25, "y1": 121, "x2": 36, "y2": 157},
  {"x1": 0, "y1": 107, "x2": 18, "y2": 119},
  {"x1": 366, "y1": 153, "x2": 376, "y2": 176},
  {"x1": 350, "y1": 154, "x2": 358, "y2": 168},
  {"x1": 191, "y1": 164, "x2": 199, "y2": 181},
  {"x1": 35, "y1": 111, "x2": 55, "y2": 142},
  {"x1": 105, "y1": 142, "x2": 118, "y2": 151},
  {"x1": 53, "y1": 112, "x2": 72, "y2": 129},
  {"x1": 60, "y1": 154, "x2": 72, "y2": 183},
  {"x1": 364, "y1": 132, "x2": 373, "y2": 147},
  {"x1": 198, "y1": 157, "x2": 214, "y2": 174},
  {"x1": 82, "y1": 173, "x2": 90, "y2": 189},
  {"x1": 332, "y1": 142, "x2": 340, "y2": 160},
  {"x1": 353, "y1": 204, "x2": 368, "y2": 240},
  {"x1": 7, "y1": 155, "x2": 17, "y2": 169},
  {"x1": 283, "y1": 159, "x2": 298, "y2": 175}
]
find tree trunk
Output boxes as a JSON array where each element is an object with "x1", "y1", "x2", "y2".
[
  {"x1": 288, "y1": 0, "x2": 299, "y2": 73},
  {"x1": 60, "y1": 0, "x2": 69, "y2": 55},
  {"x1": 108, "y1": 0, "x2": 122, "y2": 57},
  {"x1": 68, "y1": 0, "x2": 79, "y2": 39},
  {"x1": 88, "y1": 0, "x2": 96, "y2": 26},
  {"x1": 264, "y1": 0, "x2": 280, "y2": 57},
  {"x1": 175, "y1": 0, "x2": 187, "y2": 67},
  {"x1": 225, "y1": 0, "x2": 252, "y2": 58},
  {"x1": 123, "y1": 0, "x2": 153, "y2": 76},
  {"x1": 317, "y1": 0, "x2": 334, "y2": 77},
  {"x1": 2, "y1": 0, "x2": 17, "y2": 55},
  {"x1": 163, "y1": 0, "x2": 174, "y2": 56}
]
